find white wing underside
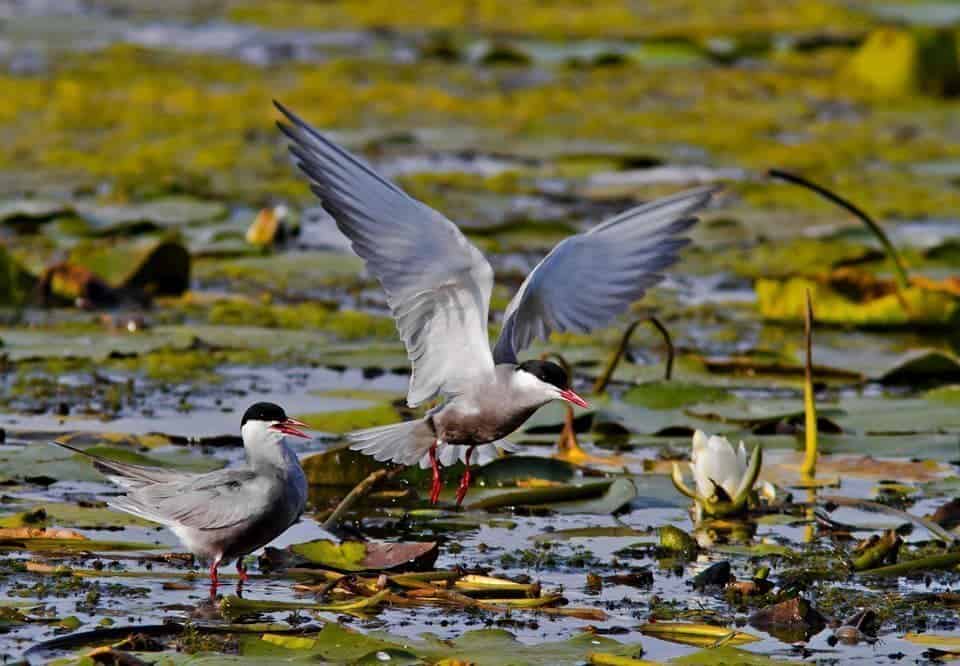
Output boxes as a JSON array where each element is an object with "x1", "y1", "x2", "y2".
[
  {"x1": 492, "y1": 187, "x2": 715, "y2": 364},
  {"x1": 277, "y1": 103, "x2": 495, "y2": 407}
]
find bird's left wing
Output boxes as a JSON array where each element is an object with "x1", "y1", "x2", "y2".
[
  {"x1": 121, "y1": 469, "x2": 262, "y2": 530},
  {"x1": 52, "y1": 440, "x2": 190, "y2": 490},
  {"x1": 493, "y1": 187, "x2": 715, "y2": 364},
  {"x1": 275, "y1": 102, "x2": 495, "y2": 407}
]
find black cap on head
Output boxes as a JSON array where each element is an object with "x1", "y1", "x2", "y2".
[
  {"x1": 517, "y1": 360, "x2": 568, "y2": 390},
  {"x1": 241, "y1": 402, "x2": 287, "y2": 426}
]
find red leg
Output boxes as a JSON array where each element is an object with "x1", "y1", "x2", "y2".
[
  {"x1": 236, "y1": 558, "x2": 249, "y2": 583},
  {"x1": 455, "y1": 445, "x2": 476, "y2": 506},
  {"x1": 429, "y1": 442, "x2": 442, "y2": 504},
  {"x1": 208, "y1": 556, "x2": 221, "y2": 599}
]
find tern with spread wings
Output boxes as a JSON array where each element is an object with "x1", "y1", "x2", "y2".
[{"x1": 276, "y1": 101, "x2": 715, "y2": 505}]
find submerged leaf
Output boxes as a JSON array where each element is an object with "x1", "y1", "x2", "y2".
[
  {"x1": 757, "y1": 276, "x2": 960, "y2": 328},
  {"x1": 474, "y1": 456, "x2": 579, "y2": 486},
  {"x1": 467, "y1": 481, "x2": 611, "y2": 510},
  {"x1": 639, "y1": 622, "x2": 759, "y2": 647},
  {"x1": 244, "y1": 624, "x2": 644, "y2": 665},
  {"x1": 623, "y1": 382, "x2": 730, "y2": 410},
  {"x1": 290, "y1": 540, "x2": 438, "y2": 572}
]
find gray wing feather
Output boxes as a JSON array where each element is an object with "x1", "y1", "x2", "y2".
[
  {"x1": 275, "y1": 102, "x2": 496, "y2": 406},
  {"x1": 53, "y1": 440, "x2": 262, "y2": 531},
  {"x1": 492, "y1": 187, "x2": 715, "y2": 364},
  {"x1": 122, "y1": 469, "x2": 261, "y2": 530},
  {"x1": 52, "y1": 440, "x2": 189, "y2": 489}
]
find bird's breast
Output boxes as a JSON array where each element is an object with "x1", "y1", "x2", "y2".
[{"x1": 433, "y1": 402, "x2": 538, "y2": 445}]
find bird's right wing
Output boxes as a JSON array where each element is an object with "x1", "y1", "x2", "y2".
[
  {"x1": 276, "y1": 102, "x2": 496, "y2": 407},
  {"x1": 493, "y1": 187, "x2": 714, "y2": 364}
]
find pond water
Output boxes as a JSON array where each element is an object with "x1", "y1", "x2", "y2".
[{"x1": 1, "y1": 0, "x2": 960, "y2": 664}]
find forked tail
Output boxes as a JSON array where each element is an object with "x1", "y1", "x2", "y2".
[{"x1": 347, "y1": 419, "x2": 436, "y2": 467}]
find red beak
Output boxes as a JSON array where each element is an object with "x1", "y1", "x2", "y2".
[
  {"x1": 270, "y1": 417, "x2": 311, "y2": 439},
  {"x1": 560, "y1": 388, "x2": 589, "y2": 409}
]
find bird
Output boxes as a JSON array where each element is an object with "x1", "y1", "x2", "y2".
[
  {"x1": 275, "y1": 101, "x2": 715, "y2": 506},
  {"x1": 53, "y1": 402, "x2": 310, "y2": 593}
]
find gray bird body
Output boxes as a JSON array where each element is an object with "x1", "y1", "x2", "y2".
[
  {"x1": 54, "y1": 417, "x2": 308, "y2": 567},
  {"x1": 276, "y1": 101, "x2": 715, "y2": 469}
]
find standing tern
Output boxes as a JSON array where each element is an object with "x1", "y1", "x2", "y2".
[
  {"x1": 53, "y1": 402, "x2": 310, "y2": 593},
  {"x1": 276, "y1": 101, "x2": 715, "y2": 505}
]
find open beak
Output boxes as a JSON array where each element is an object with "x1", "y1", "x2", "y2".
[
  {"x1": 559, "y1": 388, "x2": 589, "y2": 409},
  {"x1": 270, "y1": 417, "x2": 311, "y2": 439}
]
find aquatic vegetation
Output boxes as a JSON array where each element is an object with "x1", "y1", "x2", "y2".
[
  {"x1": 671, "y1": 430, "x2": 764, "y2": 518},
  {"x1": 2, "y1": 0, "x2": 960, "y2": 663}
]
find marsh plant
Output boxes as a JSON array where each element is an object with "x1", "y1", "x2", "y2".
[{"x1": 672, "y1": 430, "x2": 764, "y2": 520}]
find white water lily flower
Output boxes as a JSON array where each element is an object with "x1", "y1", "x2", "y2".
[
  {"x1": 672, "y1": 430, "x2": 763, "y2": 518},
  {"x1": 691, "y1": 430, "x2": 749, "y2": 501}
]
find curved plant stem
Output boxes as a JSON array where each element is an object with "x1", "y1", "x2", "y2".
[
  {"x1": 540, "y1": 352, "x2": 572, "y2": 381},
  {"x1": 649, "y1": 317, "x2": 675, "y2": 381},
  {"x1": 322, "y1": 469, "x2": 391, "y2": 530},
  {"x1": 592, "y1": 317, "x2": 674, "y2": 395},
  {"x1": 768, "y1": 168, "x2": 910, "y2": 291},
  {"x1": 801, "y1": 289, "x2": 818, "y2": 480}
]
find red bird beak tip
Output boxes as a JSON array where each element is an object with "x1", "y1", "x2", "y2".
[
  {"x1": 271, "y1": 418, "x2": 311, "y2": 439},
  {"x1": 560, "y1": 389, "x2": 589, "y2": 409}
]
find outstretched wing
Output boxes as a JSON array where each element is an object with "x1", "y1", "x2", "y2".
[
  {"x1": 276, "y1": 102, "x2": 495, "y2": 406},
  {"x1": 493, "y1": 187, "x2": 714, "y2": 364}
]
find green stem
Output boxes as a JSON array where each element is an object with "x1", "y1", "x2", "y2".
[
  {"x1": 768, "y1": 169, "x2": 910, "y2": 290},
  {"x1": 592, "y1": 316, "x2": 674, "y2": 394},
  {"x1": 322, "y1": 469, "x2": 391, "y2": 531},
  {"x1": 801, "y1": 289, "x2": 817, "y2": 479},
  {"x1": 857, "y1": 551, "x2": 960, "y2": 577}
]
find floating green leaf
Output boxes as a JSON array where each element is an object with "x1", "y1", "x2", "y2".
[{"x1": 290, "y1": 540, "x2": 438, "y2": 572}]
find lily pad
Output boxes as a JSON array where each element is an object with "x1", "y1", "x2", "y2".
[
  {"x1": 925, "y1": 385, "x2": 960, "y2": 404},
  {"x1": 290, "y1": 540, "x2": 439, "y2": 572},
  {"x1": 0, "y1": 199, "x2": 72, "y2": 225},
  {"x1": 474, "y1": 456, "x2": 579, "y2": 486},
  {"x1": 467, "y1": 479, "x2": 637, "y2": 514},
  {"x1": 76, "y1": 196, "x2": 227, "y2": 234},
  {"x1": 0, "y1": 246, "x2": 37, "y2": 306},
  {"x1": 878, "y1": 349, "x2": 960, "y2": 385},
  {"x1": 67, "y1": 237, "x2": 191, "y2": 296},
  {"x1": 756, "y1": 276, "x2": 960, "y2": 328},
  {"x1": 622, "y1": 381, "x2": 731, "y2": 410},
  {"x1": 552, "y1": 478, "x2": 639, "y2": 514},
  {"x1": 243, "y1": 624, "x2": 646, "y2": 665},
  {"x1": 0, "y1": 502, "x2": 155, "y2": 528},
  {"x1": 297, "y1": 404, "x2": 402, "y2": 434}
]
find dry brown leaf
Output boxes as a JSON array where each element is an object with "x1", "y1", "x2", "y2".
[
  {"x1": 0, "y1": 527, "x2": 87, "y2": 540},
  {"x1": 86, "y1": 647, "x2": 150, "y2": 666}
]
